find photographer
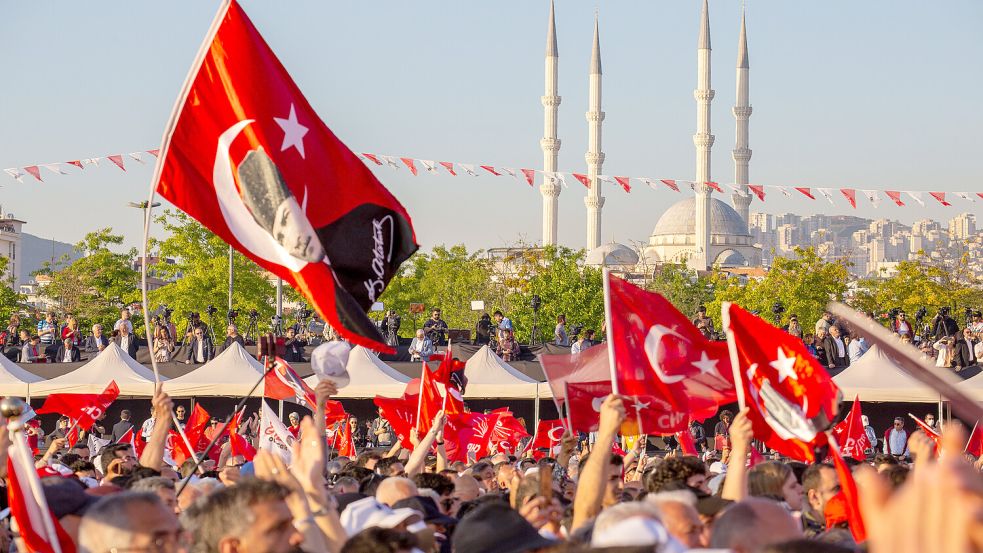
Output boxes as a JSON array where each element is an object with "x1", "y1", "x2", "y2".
[
  {"x1": 692, "y1": 306, "x2": 714, "y2": 339},
  {"x1": 893, "y1": 310, "x2": 913, "y2": 337},
  {"x1": 221, "y1": 323, "x2": 245, "y2": 352},
  {"x1": 423, "y1": 308, "x2": 448, "y2": 345},
  {"x1": 931, "y1": 307, "x2": 959, "y2": 340},
  {"x1": 283, "y1": 327, "x2": 307, "y2": 363},
  {"x1": 474, "y1": 313, "x2": 493, "y2": 345}
]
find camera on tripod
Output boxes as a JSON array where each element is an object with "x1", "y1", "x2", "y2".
[
  {"x1": 227, "y1": 309, "x2": 239, "y2": 322},
  {"x1": 530, "y1": 295, "x2": 542, "y2": 312},
  {"x1": 771, "y1": 301, "x2": 785, "y2": 325},
  {"x1": 569, "y1": 323, "x2": 583, "y2": 338},
  {"x1": 299, "y1": 306, "x2": 313, "y2": 320},
  {"x1": 206, "y1": 305, "x2": 218, "y2": 317},
  {"x1": 187, "y1": 311, "x2": 201, "y2": 323}
]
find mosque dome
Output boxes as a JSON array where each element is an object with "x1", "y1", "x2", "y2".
[
  {"x1": 651, "y1": 197, "x2": 750, "y2": 239},
  {"x1": 585, "y1": 242, "x2": 640, "y2": 267}
]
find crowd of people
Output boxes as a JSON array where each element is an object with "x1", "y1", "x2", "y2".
[{"x1": 6, "y1": 378, "x2": 983, "y2": 553}]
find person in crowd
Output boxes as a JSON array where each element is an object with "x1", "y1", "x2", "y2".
[
  {"x1": 969, "y1": 310, "x2": 983, "y2": 334},
  {"x1": 747, "y1": 461, "x2": 803, "y2": 511},
  {"x1": 689, "y1": 419, "x2": 707, "y2": 453},
  {"x1": 173, "y1": 405, "x2": 187, "y2": 429},
  {"x1": 931, "y1": 307, "x2": 959, "y2": 340},
  {"x1": 222, "y1": 323, "x2": 245, "y2": 352},
  {"x1": 952, "y1": 326, "x2": 978, "y2": 371},
  {"x1": 784, "y1": 314, "x2": 803, "y2": 339},
  {"x1": 114, "y1": 307, "x2": 134, "y2": 334},
  {"x1": 77, "y1": 492, "x2": 183, "y2": 553},
  {"x1": 2, "y1": 314, "x2": 21, "y2": 349},
  {"x1": 473, "y1": 312, "x2": 493, "y2": 345},
  {"x1": 373, "y1": 413, "x2": 393, "y2": 448},
  {"x1": 153, "y1": 325, "x2": 175, "y2": 363},
  {"x1": 883, "y1": 416, "x2": 909, "y2": 459},
  {"x1": 800, "y1": 462, "x2": 839, "y2": 537},
  {"x1": 802, "y1": 333, "x2": 818, "y2": 358},
  {"x1": 714, "y1": 410, "x2": 733, "y2": 454},
  {"x1": 932, "y1": 334, "x2": 955, "y2": 368},
  {"x1": 287, "y1": 412, "x2": 301, "y2": 437},
  {"x1": 554, "y1": 314, "x2": 568, "y2": 346},
  {"x1": 923, "y1": 412, "x2": 937, "y2": 431},
  {"x1": 847, "y1": 330, "x2": 867, "y2": 362},
  {"x1": 114, "y1": 322, "x2": 139, "y2": 359},
  {"x1": 38, "y1": 312, "x2": 58, "y2": 348},
  {"x1": 496, "y1": 328, "x2": 520, "y2": 362},
  {"x1": 283, "y1": 327, "x2": 307, "y2": 362},
  {"x1": 55, "y1": 335, "x2": 81, "y2": 363},
  {"x1": 892, "y1": 310, "x2": 912, "y2": 337},
  {"x1": 408, "y1": 329, "x2": 433, "y2": 362},
  {"x1": 112, "y1": 409, "x2": 134, "y2": 442},
  {"x1": 692, "y1": 305, "x2": 714, "y2": 339},
  {"x1": 21, "y1": 332, "x2": 44, "y2": 363},
  {"x1": 814, "y1": 327, "x2": 828, "y2": 362},
  {"x1": 570, "y1": 331, "x2": 590, "y2": 355},
  {"x1": 492, "y1": 310, "x2": 513, "y2": 343},
  {"x1": 363, "y1": 420, "x2": 376, "y2": 449},
  {"x1": 61, "y1": 314, "x2": 82, "y2": 347},
  {"x1": 821, "y1": 325, "x2": 850, "y2": 370},
  {"x1": 814, "y1": 311, "x2": 833, "y2": 335},
  {"x1": 379, "y1": 309, "x2": 401, "y2": 348},
  {"x1": 423, "y1": 308, "x2": 448, "y2": 345},
  {"x1": 85, "y1": 324, "x2": 110, "y2": 353},
  {"x1": 861, "y1": 415, "x2": 878, "y2": 456},
  {"x1": 186, "y1": 326, "x2": 215, "y2": 364}
]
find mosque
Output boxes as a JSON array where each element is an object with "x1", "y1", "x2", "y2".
[{"x1": 539, "y1": 0, "x2": 762, "y2": 271}]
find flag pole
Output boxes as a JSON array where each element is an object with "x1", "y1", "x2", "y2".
[
  {"x1": 415, "y1": 361, "x2": 426, "y2": 431},
  {"x1": 602, "y1": 268, "x2": 619, "y2": 395},
  {"x1": 721, "y1": 302, "x2": 747, "y2": 410},
  {"x1": 139, "y1": 0, "x2": 232, "y2": 386},
  {"x1": 170, "y1": 411, "x2": 203, "y2": 473},
  {"x1": 563, "y1": 382, "x2": 573, "y2": 433}
]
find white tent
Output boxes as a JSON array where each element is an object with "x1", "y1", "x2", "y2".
[
  {"x1": 952, "y1": 366, "x2": 983, "y2": 401},
  {"x1": 832, "y1": 345, "x2": 943, "y2": 403},
  {"x1": 304, "y1": 345, "x2": 410, "y2": 398},
  {"x1": 164, "y1": 342, "x2": 265, "y2": 397},
  {"x1": 463, "y1": 345, "x2": 545, "y2": 399},
  {"x1": 0, "y1": 353, "x2": 44, "y2": 398},
  {"x1": 30, "y1": 342, "x2": 160, "y2": 397}
]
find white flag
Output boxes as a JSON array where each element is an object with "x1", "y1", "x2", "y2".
[
  {"x1": 501, "y1": 167, "x2": 517, "y2": 178},
  {"x1": 41, "y1": 163, "x2": 68, "y2": 175},
  {"x1": 82, "y1": 158, "x2": 100, "y2": 167},
  {"x1": 259, "y1": 401, "x2": 294, "y2": 464},
  {"x1": 955, "y1": 192, "x2": 976, "y2": 203},
  {"x1": 776, "y1": 186, "x2": 792, "y2": 198},
  {"x1": 379, "y1": 156, "x2": 400, "y2": 170},
  {"x1": 598, "y1": 175, "x2": 616, "y2": 186},
  {"x1": 861, "y1": 189, "x2": 881, "y2": 207},
  {"x1": 87, "y1": 434, "x2": 111, "y2": 460},
  {"x1": 459, "y1": 163, "x2": 479, "y2": 177},
  {"x1": 553, "y1": 172, "x2": 568, "y2": 188},
  {"x1": 817, "y1": 188, "x2": 836, "y2": 205},
  {"x1": 127, "y1": 152, "x2": 146, "y2": 164},
  {"x1": 420, "y1": 160, "x2": 438, "y2": 173},
  {"x1": 637, "y1": 177, "x2": 659, "y2": 190},
  {"x1": 906, "y1": 191, "x2": 925, "y2": 206},
  {"x1": 3, "y1": 168, "x2": 24, "y2": 182}
]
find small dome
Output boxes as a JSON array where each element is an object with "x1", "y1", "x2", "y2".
[
  {"x1": 585, "y1": 242, "x2": 639, "y2": 267},
  {"x1": 714, "y1": 249, "x2": 747, "y2": 267},
  {"x1": 651, "y1": 197, "x2": 750, "y2": 238}
]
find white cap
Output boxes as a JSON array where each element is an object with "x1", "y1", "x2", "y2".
[
  {"x1": 340, "y1": 497, "x2": 423, "y2": 536},
  {"x1": 709, "y1": 461, "x2": 727, "y2": 475},
  {"x1": 310, "y1": 341, "x2": 351, "y2": 388},
  {"x1": 591, "y1": 516, "x2": 685, "y2": 552}
]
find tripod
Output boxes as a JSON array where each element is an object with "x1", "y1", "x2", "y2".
[
  {"x1": 529, "y1": 308, "x2": 541, "y2": 346},
  {"x1": 243, "y1": 314, "x2": 259, "y2": 343}
]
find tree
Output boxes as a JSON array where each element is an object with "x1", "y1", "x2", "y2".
[
  {"x1": 41, "y1": 228, "x2": 140, "y2": 331},
  {"x1": 0, "y1": 256, "x2": 21, "y2": 323},
  {"x1": 708, "y1": 247, "x2": 850, "y2": 331},
  {"x1": 150, "y1": 210, "x2": 276, "y2": 338},
  {"x1": 645, "y1": 263, "x2": 720, "y2": 319}
]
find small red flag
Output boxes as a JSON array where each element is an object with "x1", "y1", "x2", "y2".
[
  {"x1": 706, "y1": 181, "x2": 723, "y2": 193},
  {"x1": 965, "y1": 421, "x2": 983, "y2": 457},
  {"x1": 400, "y1": 157, "x2": 418, "y2": 176},
  {"x1": 829, "y1": 445, "x2": 867, "y2": 542},
  {"x1": 444, "y1": 412, "x2": 499, "y2": 463},
  {"x1": 23, "y1": 165, "x2": 42, "y2": 182},
  {"x1": 264, "y1": 357, "x2": 317, "y2": 409},
  {"x1": 677, "y1": 430, "x2": 699, "y2": 456},
  {"x1": 614, "y1": 176, "x2": 631, "y2": 193},
  {"x1": 531, "y1": 419, "x2": 567, "y2": 454},
  {"x1": 794, "y1": 187, "x2": 815, "y2": 200},
  {"x1": 886, "y1": 191, "x2": 905, "y2": 206},
  {"x1": 572, "y1": 173, "x2": 591, "y2": 188},
  {"x1": 118, "y1": 427, "x2": 147, "y2": 457},
  {"x1": 37, "y1": 381, "x2": 120, "y2": 431},
  {"x1": 7, "y1": 453, "x2": 77, "y2": 553},
  {"x1": 374, "y1": 395, "x2": 417, "y2": 449},
  {"x1": 521, "y1": 168, "x2": 536, "y2": 186},
  {"x1": 335, "y1": 418, "x2": 357, "y2": 457},
  {"x1": 909, "y1": 413, "x2": 941, "y2": 455},
  {"x1": 155, "y1": 1, "x2": 417, "y2": 352},
  {"x1": 416, "y1": 363, "x2": 443, "y2": 435},
  {"x1": 748, "y1": 447, "x2": 766, "y2": 468},
  {"x1": 722, "y1": 302, "x2": 842, "y2": 462},
  {"x1": 840, "y1": 188, "x2": 857, "y2": 209},
  {"x1": 184, "y1": 404, "x2": 212, "y2": 452},
  {"x1": 439, "y1": 161, "x2": 457, "y2": 176},
  {"x1": 146, "y1": 149, "x2": 160, "y2": 158},
  {"x1": 660, "y1": 179, "x2": 679, "y2": 192},
  {"x1": 228, "y1": 409, "x2": 257, "y2": 460},
  {"x1": 361, "y1": 153, "x2": 382, "y2": 165},
  {"x1": 748, "y1": 184, "x2": 765, "y2": 201},
  {"x1": 107, "y1": 154, "x2": 126, "y2": 171},
  {"x1": 831, "y1": 396, "x2": 870, "y2": 461},
  {"x1": 489, "y1": 409, "x2": 530, "y2": 455},
  {"x1": 67, "y1": 160, "x2": 84, "y2": 169},
  {"x1": 929, "y1": 191, "x2": 951, "y2": 207},
  {"x1": 480, "y1": 165, "x2": 501, "y2": 176}
]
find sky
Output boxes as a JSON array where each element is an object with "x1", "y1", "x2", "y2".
[{"x1": 1, "y1": 1, "x2": 982, "y2": 254}]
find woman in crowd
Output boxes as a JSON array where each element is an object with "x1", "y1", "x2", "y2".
[{"x1": 153, "y1": 324, "x2": 174, "y2": 363}]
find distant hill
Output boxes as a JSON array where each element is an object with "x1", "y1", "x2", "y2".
[{"x1": 18, "y1": 233, "x2": 79, "y2": 287}]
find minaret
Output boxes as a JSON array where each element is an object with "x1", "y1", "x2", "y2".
[
  {"x1": 690, "y1": 0, "x2": 714, "y2": 271},
  {"x1": 731, "y1": 11, "x2": 752, "y2": 231},
  {"x1": 540, "y1": 0, "x2": 562, "y2": 246},
  {"x1": 585, "y1": 14, "x2": 605, "y2": 251}
]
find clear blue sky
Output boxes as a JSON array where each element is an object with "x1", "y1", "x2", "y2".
[{"x1": 2, "y1": 1, "x2": 981, "y2": 252}]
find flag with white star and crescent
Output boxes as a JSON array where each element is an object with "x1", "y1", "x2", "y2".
[
  {"x1": 154, "y1": 0, "x2": 417, "y2": 352},
  {"x1": 606, "y1": 274, "x2": 736, "y2": 420},
  {"x1": 722, "y1": 302, "x2": 842, "y2": 462}
]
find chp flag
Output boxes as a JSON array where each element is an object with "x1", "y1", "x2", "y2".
[
  {"x1": 153, "y1": 0, "x2": 417, "y2": 352},
  {"x1": 722, "y1": 302, "x2": 842, "y2": 462},
  {"x1": 259, "y1": 400, "x2": 295, "y2": 464}
]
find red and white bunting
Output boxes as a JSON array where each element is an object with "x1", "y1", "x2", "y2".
[
  {"x1": 572, "y1": 173, "x2": 591, "y2": 188},
  {"x1": 521, "y1": 168, "x2": 535, "y2": 186},
  {"x1": 749, "y1": 184, "x2": 766, "y2": 201},
  {"x1": 861, "y1": 189, "x2": 881, "y2": 207},
  {"x1": 361, "y1": 153, "x2": 382, "y2": 165},
  {"x1": 480, "y1": 165, "x2": 501, "y2": 176},
  {"x1": 906, "y1": 191, "x2": 925, "y2": 207},
  {"x1": 41, "y1": 163, "x2": 68, "y2": 176},
  {"x1": 659, "y1": 179, "x2": 680, "y2": 192},
  {"x1": 886, "y1": 191, "x2": 904, "y2": 206},
  {"x1": 439, "y1": 161, "x2": 457, "y2": 176},
  {"x1": 794, "y1": 187, "x2": 815, "y2": 200},
  {"x1": 127, "y1": 152, "x2": 146, "y2": 164},
  {"x1": 817, "y1": 187, "x2": 836, "y2": 205},
  {"x1": 841, "y1": 188, "x2": 857, "y2": 209},
  {"x1": 4, "y1": 168, "x2": 25, "y2": 182},
  {"x1": 67, "y1": 160, "x2": 84, "y2": 169},
  {"x1": 554, "y1": 172, "x2": 568, "y2": 188},
  {"x1": 379, "y1": 155, "x2": 399, "y2": 170},
  {"x1": 956, "y1": 192, "x2": 976, "y2": 203},
  {"x1": 614, "y1": 176, "x2": 631, "y2": 193},
  {"x1": 459, "y1": 163, "x2": 478, "y2": 177},
  {"x1": 106, "y1": 154, "x2": 126, "y2": 171},
  {"x1": 501, "y1": 167, "x2": 517, "y2": 178},
  {"x1": 929, "y1": 192, "x2": 951, "y2": 207},
  {"x1": 23, "y1": 166, "x2": 42, "y2": 182},
  {"x1": 400, "y1": 157, "x2": 418, "y2": 176},
  {"x1": 420, "y1": 159, "x2": 438, "y2": 173}
]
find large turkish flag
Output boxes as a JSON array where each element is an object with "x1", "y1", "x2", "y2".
[{"x1": 154, "y1": 0, "x2": 417, "y2": 352}]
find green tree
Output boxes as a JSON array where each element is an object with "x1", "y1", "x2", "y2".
[
  {"x1": 42, "y1": 228, "x2": 140, "y2": 331},
  {"x1": 150, "y1": 210, "x2": 276, "y2": 337},
  {"x1": 708, "y1": 247, "x2": 850, "y2": 330},
  {"x1": 0, "y1": 256, "x2": 21, "y2": 323},
  {"x1": 645, "y1": 263, "x2": 720, "y2": 319}
]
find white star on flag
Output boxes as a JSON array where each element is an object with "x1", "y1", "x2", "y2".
[
  {"x1": 631, "y1": 397, "x2": 650, "y2": 412},
  {"x1": 769, "y1": 347, "x2": 799, "y2": 383},
  {"x1": 691, "y1": 351, "x2": 720, "y2": 377},
  {"x1": 274, "y1": 104, "x2": 309, "y2": 158}
]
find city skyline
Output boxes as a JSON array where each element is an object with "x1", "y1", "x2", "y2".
[{"x1": 1, "y1": 1, "x2": 981, "y2": 253}]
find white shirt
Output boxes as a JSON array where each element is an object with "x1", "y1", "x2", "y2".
[
  {"x1": 119, "y1": 335, "x2": 130, "y2": 352},
  {"x1": 832, "y1": 336, "x2": 845, "y2": 358},
  {"x1": 885, "y1": 428, "x2": 908, "y2": 456},
  {"x1": 141, "y1": 417, "x2": 155, "y2": 439},
  {"x1": 967, "y1": 339, "x2": 977, "y2": 363},
  {"x1": 196, "y1": 340, "x2": 205, "y2": 363},
  {"x1": 114, "y1": 318, "x2": 134, "y2": 333},
  {"x1": 896, "y1": 321, "x2": 911, "y2": 335},
  {"x1": 63, "y1": 348, "x2": 73, "y2": 363},
  {"x1": 847, "y1": 339, "x2": 865, "y2": 362}
]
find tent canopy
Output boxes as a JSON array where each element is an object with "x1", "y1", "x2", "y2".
[
  {"x1": 463, "y1": 345, "x2": 544, "y2": 399},
  {"x1": 30, "y1": 342, "x2": 160, "y2": 397},
  {"x1": 832, "y1": 345, "x2": 942, "y2": 403},
  {"x1": 164, "y1": 342, "x2": 265, "y2": 398},
  {"x1": 0, "y1": 352, "x2": 44, "y2": 398},
  {"x1": 305, "y1": 346, "x2": 411, "y2": 398}
]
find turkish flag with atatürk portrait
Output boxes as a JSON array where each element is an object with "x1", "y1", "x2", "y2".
[{"x1": 154, "y1": 0, "x2": 417, "y2": 352}]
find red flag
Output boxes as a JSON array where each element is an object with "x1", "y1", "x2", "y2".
[
  {"x1": 606, "y1": 274, "x2": 736, "y2": 421},
  {"x1": 748, "y1": 184, "x2": 765, "y2": 201},
  {"x1": 748, "y1": 447, "x2": 766, "y2": 467},
  {"x1": 829, "y1": 445, "x2": 867, "y2": 542},
  {"x1": 531, "y1": 419, "x2": 567, "y2": 454},
  {"x1": 908, "y1": 413, "x2": 941, "y2": 455},
  {"x1": 614, "y1": 176, "x2": 631, "y2": 193},
  {"x1": 840, "y1": 188, "x2": 857, "y2": 209},
  {"x1": 166, "y1": 430, "x2": 192, "y2": 466},
  {"x1": 264, "y1": 357, "x2": 317, "y2": 408},
  {"x1": 831, "y1": 396, "x2": 869, "y2": 461},
  {"x1": 7, "y1": 449, "x2": 76, "y2": 553},
  {"x1": 184, "y1": 404, "x2": 212, "y2": 452},
  {"x1": 444, "y1": 412, "x2": 499, "y2": 463},
  {"x1": 65, "y1": 421, "x2": 80, "y2": 449},
  {"x1": 374, "y1": 395, "x2": 417, "y2": 449},
  {"x1": 572, "y1": 173, "x2": 591, "y2": 188},
  {"x1": 566, "y1": 381, "x2": 608, "y2": 433},
  {"x1": 228, "y1": 409, "x2": 257, "y2": 460},
  {"x1": 37, "y1": 381, "x2": 120, "y2": 431},
  {"x1": 521, "y1": 168, "x2": 536, "y2": 186},
  {"x1": 480, "y1": 165, "x2": 501, "y2": 176},
  {"x1": 442, "y1": 385, "x2": 467, "y2": 416},
  {"x1": 66, "y1": 160, "x2": 84, "y2": 170},
  {"x1": 677, "y1": 430, "x2": 699, "y2": 456},
  {"x1": 489, "y1": 409, "x2": 530, "y2": 454},
  {"x1": 706, "y1": 181, "x2": 723, "y2": 193},
  {"x1": 400, "y1": 157, "x2": 418, "y2": 176},
  {"x1": 118, "y1": 427, "x2": 146, "y2": 457},
  {"x1": 107, "y1": 154, "x2": 126, "y2": 171},
  {"x1": 438, "y1": 161, "x2": 457, "y2": 175},
  {"x1": 929, "y1": 191, "x2": 951, "y2": 207},
  {"x1": 154, "y1": 1, "x2": 417, "y2": 352},
  {"x1": 723, "y1": 302, "x2": 842, "y2": 462},
  {"x1": 335, "y1": 418, "x2": 357, "y2": 457},
  {"x1": 361, "y1": 153, "x2": 382, "y2": 165},
  {"x1": 966, "y1": 421, "x2": 983, "y2": 457},
  {"x1": 794, "y1": 187, "x2": 815, "y2": 200},
  {"x1": 886, "y1": 191, "x2": 905, "y2": 206},
  {"x1": 23, "y1": 165, "x2": 42, "y2": 182},
  {"x1": 417, "y1": 363, "x2": 442, "y2": 435},
  {"x1": 660, "y1": 179, "x2": 679, "y2": 192}
]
